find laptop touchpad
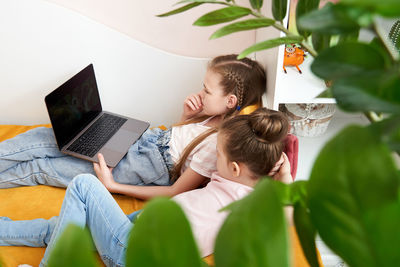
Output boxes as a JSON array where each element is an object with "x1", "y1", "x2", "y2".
[{"x1": 105, "y1": 129, "x2": 140, "y2": 152}]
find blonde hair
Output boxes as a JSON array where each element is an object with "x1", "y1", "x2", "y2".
[
  {"x1": 219, "y1": 108, "x2": 289, "y2": 178},
  {"x1": 171, "y1": 55, "x2": 267, "y2": 180}
]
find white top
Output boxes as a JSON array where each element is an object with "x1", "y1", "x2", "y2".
[
  {"x1": 169, "y1": 117, "x2": 217, "y2": 178},
  {"x1": 173, "y1": 173, "x2": 253, "y2": 257}
]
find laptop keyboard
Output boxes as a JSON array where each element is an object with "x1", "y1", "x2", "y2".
[{"x1": 67, "y1": 113, "x2": 127, "y2": 158}]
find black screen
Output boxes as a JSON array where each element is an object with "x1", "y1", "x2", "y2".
[{"x1": 45, "y1": 64, "x2": 102, "y2": 149}]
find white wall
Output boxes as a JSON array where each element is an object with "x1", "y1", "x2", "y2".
[
  {"x1": 0, "y1": 0, "x2": 281, "y2": 126},
  {"x1": 43, "y1": 0, "x2": 257, "y2": 58},
  {"x1": 0, "y1": 0, "x2": 208, "y2": 126}
]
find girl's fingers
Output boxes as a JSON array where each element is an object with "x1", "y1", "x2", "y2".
[
  {"x1": 188, "y1": 96, "x2": 200, "y2": 110},
  {"x1": 185, "y1": 99, "x2": 196, "y2": 111},
  {"x1": 267, "y1": 153, "x2": 286, "y2": 176},
  {"x1": 187, "y1": 94, "x2": 203, "y2": 110},
  {"x1": 93, "y1": 162, "x2": 99, "y2": 172},
  {"x1": 97, "y1": 153, "x2": 111, "y2": 170},
  {"x1": 193, "y1": 94, "x2": 203, "y2": 108}
]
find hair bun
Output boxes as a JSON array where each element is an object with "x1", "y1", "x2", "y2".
[{"x1": 248, "y1": 108, "x2": 289, "y2": 144}]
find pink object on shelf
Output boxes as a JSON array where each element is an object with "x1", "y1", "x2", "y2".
[{"x1": 284, "y1": 134, "x2": 299, "y2": 180}]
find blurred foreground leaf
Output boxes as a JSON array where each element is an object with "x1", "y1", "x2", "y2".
[
  {"x1": 298, "y1": 3, "x2": 360, "y2": 35},
  {"x1": 48, "y1": 224, "x2": 97, "y2": 267},
  {"x1": 215, "y1": 179, "x2": 289, "y2": 267},
  {"x1": 332, "y1": 70, "x2": 400, "y2": 114},
  {"x1": 294, "y1": 204, "x2": 320, "y2": 267},
  {"x1": 308, "y1": 126, "x2": 400, "y2": 266},
  {"x1": 341, "y1": 0, "x2": 400, "y2": 17},
  {"x1": 126, "y1": 198, "x2": 203, "y2": 267},
  {"x1": 311, "y1": 42, "x2": 386, "y2": 80}
]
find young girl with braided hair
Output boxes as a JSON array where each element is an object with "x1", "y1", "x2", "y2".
[
  {"x1": 0, "y1": 55, "x2": 268, "y2": 200},
  {"x1": 0, "y1": 107, "x2": 292, "y2": 266}
]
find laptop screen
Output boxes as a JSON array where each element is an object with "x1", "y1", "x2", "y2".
[{"x1": 45, "y1": 64, "x2": 102, "y2": 149}]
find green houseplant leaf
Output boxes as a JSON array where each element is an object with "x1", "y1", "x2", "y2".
[
  {"x1": 308, "y1": 125, "x2": 400, "y2": 267},
  {"x1": 214, "y1": 179, "x2": 289, "y2": 267},
  {"x1": 210, "y1": 18, "x2": 275, "y2": 39},
  {"x1": 272, "y1": 0, "x2": 287, "y2": 21},
  {"x1": 369, "y1": 37, "x2": 393, "y2": 68},
  {"x1": 126, "y1": 198, "x2": 203, "y2": 267},
  {"x1": 157, "y1": 3, "x2": 202, "y2": 17},
  {"x1": 238, "y1": 36, "x2": 303, "y2": 59},
  {"x1": 310, "y1": 42, "x2": 386, "y2": 80},
  {"x1": 311, "y1": 32, "x2": 331, "y2": 53},
  {"x1": 296, "y1": 0, "x2": 320, "y2": 38},
  {"x1": 47, "y1": 224, "x2": 97, "y2": 267},
  {"x1": 293, "y1": 203, "x2": 320, "y2": 267},
  {"x1": 157, "y1": 1, "x2": 230, "y2": 17},
  {"x1": 288, "y1": 180, "x2": 308, "y2": 206},
  {"x1": 298, "y1": 3, "x2": 360, "y2": 35},
  {"x1": 249, "y1": 0, "x2": 263, "y2": 10},
  {"x1": 332, "y1": 70, "x2": 400, "y2": 114},
  {"x1": 193, "y1": 6, "x2": 251, "y2": 26},
  {"x1": 338, "y1": 30, "x2": 360, "y2": 44},
  {"x1": 341, "y1": 0, "x2": 400, "y2": 17},
  {"x1": 368, "y1": 115, "x2": 400, "y2": 154}
]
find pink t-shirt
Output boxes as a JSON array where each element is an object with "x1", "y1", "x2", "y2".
[
  {"x1": 172, "y1": 173, "x2": 253, "y2": 257},
  {"x1": 169, "y1": 117, "x2": 217, "y2": 178}
]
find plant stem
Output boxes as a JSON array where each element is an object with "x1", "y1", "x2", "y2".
[
  {"x1": 364, "y1": 111, "x2": 382, "y2": 123},
  {"x1": 300, "y1": 41, "x2": 318, "y2": 58},
  {"x1": 272, "y1": 22, "x2": 318, "y2": 57}
]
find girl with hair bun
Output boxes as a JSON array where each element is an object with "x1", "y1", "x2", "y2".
[{"x1": 0, "y1": 107, "x2": 293, "y2": 266}]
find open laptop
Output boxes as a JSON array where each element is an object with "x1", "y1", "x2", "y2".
[{"x1": 45, "y1": 64, "x2": 149, "y2": 167}]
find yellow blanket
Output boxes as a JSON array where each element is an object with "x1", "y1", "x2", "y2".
[{"x1": 0, "y1": 125, "x2": 321, "y2": 267}]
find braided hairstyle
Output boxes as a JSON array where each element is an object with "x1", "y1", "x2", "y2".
[
  {"x1": 219, "y1": 107, "x2": 289, "y2": 178},
  {"x1": 171, "y1": 55, "x2": 267, "y2": 180},
  {"x1": 209, "y1": 54, "x2": 266, "y2": 117}
]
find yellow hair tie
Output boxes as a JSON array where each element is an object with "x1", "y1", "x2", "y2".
[{"x1": 239, "y1": 104, "x2": 260, "y2": 115}]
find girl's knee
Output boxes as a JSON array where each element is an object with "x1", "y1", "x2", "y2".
[{"x1": 70, "y1": 174, "x2": 100, "y2": 191}]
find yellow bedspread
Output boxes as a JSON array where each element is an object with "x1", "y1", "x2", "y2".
[{"x1": 0, "y1": 125, "x2": 322, "y2": 267}]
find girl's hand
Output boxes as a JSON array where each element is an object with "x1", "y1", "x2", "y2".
[
  {"x1": 273, "y1": 153, "x2": 293, "y2": 184},
  {"x1": 93, "y1": 153, "x2": 116, "y2": 190},
  {"x1": 267, "y1": 154, "x2": 285, "y2": 176},
  {"x1": 182, "y1": 93, "x2": 203, "y2": 121}
]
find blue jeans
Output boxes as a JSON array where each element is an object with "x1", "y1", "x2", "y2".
[
  {"x1": 0, "y1": 127, "x2": 173, "y2": 188},
  {"x1": 0, "y1": 174, "x2": 136, "y2": 267}
]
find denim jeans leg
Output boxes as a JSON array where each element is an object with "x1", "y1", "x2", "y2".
[
  {"x1": 0, "y1": 216, "x2": 57, "y2": 247},
  {"x1": 0, "y1": 127, "x2": 94, "y2": 188},
  {"x1": 41, "y1": 174, "x2": 133, "y2": 267},
  {"x1": 112, "y1": 128, "x2": 172, "y2": 186},
  {"x1": 0, "y1": 127, "x2": 172, "y2": 189}
]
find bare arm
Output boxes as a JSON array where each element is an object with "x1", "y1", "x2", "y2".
[
  {"x1": 273, "y1": 153, "x2": 294, "y2": 225},
  {"x1": 94, "y1": 153, "x2": 207, "y2": 200}
]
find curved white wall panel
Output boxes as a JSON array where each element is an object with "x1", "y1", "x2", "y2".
[
  {"x1": 0, "y1": 0, "x2": 208, "y2": 126},
  {"x1": 44, "y1": 0, "x2": 257, "y2": 58}
]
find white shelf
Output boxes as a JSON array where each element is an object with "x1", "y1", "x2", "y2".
[{"x1": 272, "y1": 45, "x2": 336, "y2": 109}]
